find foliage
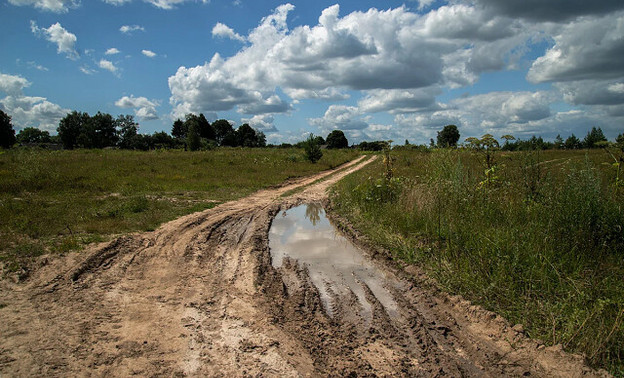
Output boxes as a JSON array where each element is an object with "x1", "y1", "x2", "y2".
[
  {"x1": 186, "y1": 115, "x2": 201, "y2": 151},
  {"x1": 330, "y1": 148, "x2": 624, "y2": 375},
  {"x1": 303, "y1": 133, "x2": 323, "y2": 163},
  {"x1": 213, "y1": 119, "x2": 234, "y2": 145},
  {"x1": 171, "y1": 118, "x2": 187, "y2": 140},
  {"x1": 583, "y1": 126, "x2": 607, "y2": 149},
  {"x1": 16, "y1": 127, "x2": 51, "y2": 144},
  {"x1": 565, "y1": 134, "x2": 582, "y2": 150},
  {"x1": 436, "y1": 124, "x2": 460, "y2": 148},
  {"x1": 0, "y1": 110, "x2": 16, "y2": 149},
  {"x1": 326, "y1": 130, "x2": 349, "y2": 149}
]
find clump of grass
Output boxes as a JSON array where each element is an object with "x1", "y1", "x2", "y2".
[{"x1": 330, "y1": 149, "x2": 624, "y2": 375}]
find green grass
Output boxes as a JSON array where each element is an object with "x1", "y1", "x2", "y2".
[
  {"x1": 0, "y1": 147, "x2": 359, "y2": 272},
  {"x1": 330, "y1": 148, "x2": 624, "y2": 376}
]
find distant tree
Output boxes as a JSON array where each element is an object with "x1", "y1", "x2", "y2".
[
  {"x1": 186, "y1": 117, "x2": 201, "y2": 151},
  {"x1": 326, "y1": 130, "x2": 348, "y2": 149},
  {"x1": 213, "y1": 119, "x2": 235, "y2": 146},
  {"x1": 405, "y1": 139, "x2": 410, "y2": 146},
  {"x1": 58, "y1": 111, "x2": 89, "y2": 149},
  {"x1": 437, "y1": 124, "x2": 460, "y2": 148},
  {"x1": 583, "y1": 126, "x2": 607, "y2": 148},
  {"x1": 197, "y1": 113, "x2": 216, "y2": 140},
  {"x1": 617, "y1": 132, "x2": 624, "y2": 146},
  {"x1": 152, "y1": 131, "x2": 175, "y2": 149},
  {"x1": 116, "y1": 114, "x2": 139, "y2": 149},
  {"x1": 236, "y1": 123, "x2": 257, "y2": 147},
  {"x1": 16, "y1": 127, "x2": 51, "y2": 144},
  {"x1": 171, "y1": 118, "x2": 187, "y2": 140},
  {"x1": 554, "y1": 134, "x2": 564, "y2": 149},
  {"x1": 303, "y1": 133, "x2": 323, "y2": 163},
  {"x1": 565, "y1": 134, "x2": 581, "y2": 150},
  {"x1": 430, "y1": 138, "x2": 435, "y2": 148},
  {"x1": 84, "y1": 112, "x2": 117, "y2": 148},
  {"x1": 0, "y1": 110, "x2": 16, "y2": 148}
]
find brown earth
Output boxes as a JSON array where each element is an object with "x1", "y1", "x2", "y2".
[{"x1": 0, "y1": 155, "x2": 609, "y2": 377}]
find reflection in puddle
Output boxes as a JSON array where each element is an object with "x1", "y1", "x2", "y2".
[{"x1": 269, "y1": 203, "x2": 398, "y2": 320}]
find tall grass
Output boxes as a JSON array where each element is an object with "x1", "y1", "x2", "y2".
[
  {"x1": 0, "y1": 147, "x2": 359, "y2": 272},
  {"x1": 330, "y1": 149, "x2": 623, "y2": 375}
]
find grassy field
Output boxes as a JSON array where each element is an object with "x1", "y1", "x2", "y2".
[
  {"x1": 330, "y1": 148, "x2": 624, "y2": 375},
  {"x1": 0, "y1": 147, "x2": 359, "y2": 273}
]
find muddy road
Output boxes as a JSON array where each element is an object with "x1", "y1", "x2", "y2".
[{"x1": 0, "y1": 156, "x2": 605, "y2": 377}]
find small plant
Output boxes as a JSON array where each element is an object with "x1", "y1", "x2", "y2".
[
  {"x1": 466, "y1": 134, "x2": 502, "y2": 189},
  {"x1": 382, "y1": 140, "x2": 394, "y2": 179},
  {"x1": 303, "y1": 133, "x2": 323, "y2": 163},
  {"x1": 600, "y1": 135, "x2": 624, "y2": 187}
]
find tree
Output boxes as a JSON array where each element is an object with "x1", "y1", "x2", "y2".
[
  {"x1": 237, "y1": 123, "x2": 258, "y2": 147},
  {"x1": 213, "y1": 119, "x2": 235, "y2": 146},
  {"x1": 198, "y1": 113, "x2": 216, "y2": 140},
  {"x1": 437, "y1": 124, "x2": 460, "y2": 148},
  {"x1": 303, "y1": 133, "x2": 323, "y2": 163},
  {"x1": 326, "y1": 130, "x2": 348, "y2": 149},
  {"x1": 116, "y1": 115, "x2": 139, "y2": 149},
  {"x1": 186, "y1": 116, "x2": 201, "y2": 151},
  {"x1": 171, "y1": 118, "x2": 187, "y2": 140},
  {"x1": 0, "y1": 110, "x2": 16, "y2": 148},
  {"x1": 554, "y1": 134, "x2": 564, "y2": 149},
  {"x1": 583, "y1": 126, "x2": 607, "y2": 148},
  {"x1": 85, "y1": 112, "x2": 117, "y2": 148},
  {"x1": 565, "y1": 134, "x2": 581, "y2": 149},
  {"x1": 16, "y1": 127, "x2": 51, "y2": 144},
  {"x1": 152, "y1": 131, "x2": 175, "y2": 149},
  {"x1": 58, "y1": 111, "x2": 89, "y2": 149}
]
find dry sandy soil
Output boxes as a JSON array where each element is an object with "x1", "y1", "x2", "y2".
[{"x1": 0, "y1": 155, "x2": 608, "y2": 377}]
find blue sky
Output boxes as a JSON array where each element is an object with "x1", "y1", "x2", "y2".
[{"x1": 1, "y1": 0, "x2": 623, "y2": 144}]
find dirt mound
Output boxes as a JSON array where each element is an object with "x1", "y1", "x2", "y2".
[{"x1": 0, "y1": 156, "x2": 607, "y2": 377}]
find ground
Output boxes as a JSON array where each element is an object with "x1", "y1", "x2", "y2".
[{"x1": 0, "y1": 156, "x2": 608, "y2": 376}]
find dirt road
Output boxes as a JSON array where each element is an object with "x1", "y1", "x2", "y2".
[{"x1": 0, "y1": 156, "x2": 605, "y2": 377}]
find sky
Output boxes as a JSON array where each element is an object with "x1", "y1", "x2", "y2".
[{"x1": 1, "y1": 0, "x2": 623, "y2": 145}]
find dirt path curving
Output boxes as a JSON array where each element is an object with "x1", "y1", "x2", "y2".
[{"x1": 0, "y1": 155, "x2": 606, "y2": 377}]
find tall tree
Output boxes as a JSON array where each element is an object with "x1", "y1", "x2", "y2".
[
  {"x1": 213, "y1": 119, "x2": 234, "y2": 145},
  {"x1": 86, "y1": 112, "x2": 117, "y2": 148},
  {"x1": 58, "y1": 111, "x2": 89, "y2": 149},
  {"x1": 198, "y1": 113, "x2": 216, "y2": 140},
  {"x1": 554, "y1": 134, "x2": 564, "y2": 149},
  {"x1": 436, "y1": 124, "x2": 460, "y2": 148},
  {"x1": 583, "y1": 126, "x2": 607, "y2": 148},
  {"x1": 171, "y1": 118, "x2": 187, "y2": 140},
  {"x1": 186, "y1": 115, "x2": 201, "y2": 151},
  {"x1": 565, "y1": 134, "x2": 581, "y2": 149},
  {"x1": 303, "y1": 133, "x2": 323, "y2": 163},
  {"x1": 326, "y1": 130, "x2": 348, "y2": 149},
  {"x1": 0, "y1": 110, "x2": 16, "y2": 148},
  {"x1": 116, "y1": 114, "x2": 139, "y2": 149}
]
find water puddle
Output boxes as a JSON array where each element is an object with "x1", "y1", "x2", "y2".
[{"x1": 269, "y1": 203, "x2": 398, "y2": 320}]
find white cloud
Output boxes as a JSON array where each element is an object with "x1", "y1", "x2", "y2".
[
  {"x1": 358, "y1": 88, "x2": 441, "y2": 114},
  {"x1": 98, "y1": 59, "x2": 119, "y2": 75},
  {"x1": 119, "y1": 25, "x2": 145, "y2": 34},
  {"x1": 0, "y1": 73, "x2": 31, "y2": 96},
  {"x1": 0, "y1": 72, "x2": 68, "y2": 132},
  {"x1": 115, "y1": 95, "x2": 159, "y2": 120},
  {"x1": 212, "y1": 23, "x2": 246, "y2": 42},
  {"x1": 106, "y1": 0, "x2": 210, "y2": 9},
  {"x1": 241, "y1": 114, "x2": 278, "y2": 133},
  {"x1": 30, "y1": 21, "x2": 79, "y2": 59},
  {"x1": 8, "y1": 0, "x2": 78, "y2": 13},
  {"x1": 309, "y1": 105, "x2": 369, "y2": 132},
  {"x1": 141, "y1": 49, "x2": 157, "y2": 58},
  {"x1": 105, "y1": 48, "x2": 121, "y2": 55},
  {"x1": 528, "y1": 12, "x2": 624, "y2": 83},
  {"x1": 80, "y1": 66, "x2": 96, "y2": 75},
  {"x1": 475, "y1": 0, "x2": 624, "y2": 22}
]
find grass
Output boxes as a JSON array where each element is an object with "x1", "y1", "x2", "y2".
[
  {"x1": 329, "y1": 148, "x2": 624, "y2": 375},
  {"x1": 0, "y1": 147, "x2": 359, "y2": 272}
]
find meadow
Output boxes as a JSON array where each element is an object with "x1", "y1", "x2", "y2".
[
  {"x1": 330, "y1": 148, "x2": 624, "y2": 375},
  {"x1": 0, "y1": 147, "x2": 358, "y2": 273}
]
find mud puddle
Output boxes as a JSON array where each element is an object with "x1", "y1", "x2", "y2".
[{"x1": 269, "y1": 203, "x2": 398, "y2": 320}]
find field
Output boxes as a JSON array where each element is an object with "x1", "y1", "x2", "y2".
[
  {"x1": 0, "y1": 147, "x2": 359, "y2": 273},
  {"x1": 330, "y1": 148, "x2": 624, "y2": 375}
]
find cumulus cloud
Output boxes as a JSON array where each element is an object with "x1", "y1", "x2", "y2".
[
  {"x1": 309, "y1": 105, "x2": 370, "y2": 132},
  {"x1": 358, "y1": 88, "x2": 441, "y2": 114},
  {"x1": 168, "y1": 3, "x2": 534, "y2": 122},
  {"x1": 30, "y1": 21, "x2": 79, "y2": 59},
  {"x1": 106, "y1": 0, "x2": 210, "y2": 9},
  {"x1": 212, "y1": 23, "x2": 246, "y2": 42},
  {"x1": 528, "y1": 12, "x2": 624, "y2": 83},
  {"x1": 98, "y1": 59, "x2": 119, "y2": 75},
  {"x1": 115, "y1": 95, "x2": 159, "y2": 120},
  {"x1": 120, "y1": 25, "x2": 145, "y2": 34},
  {"x1": 8, "y1": 0, "x2": 78, "y2": 13},
  {"x1": 475, "y1": 0, "x2": 624, "y2": 22},
  {"x1": 105, "y1": 48, "x2": 121, "y2": 55},
  {"x1": 0, "y1": 72, "x2": 69, "y2": 131},
  {"x1": 241, "y1": 114, "x2": 278, "y2": 133},
  {"x1": 141, "y1": 49, "x2": 157, "y2": 58}
]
